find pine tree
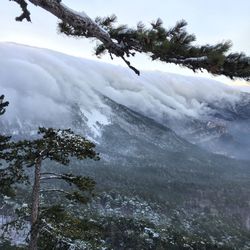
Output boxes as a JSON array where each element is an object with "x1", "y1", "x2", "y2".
[
  {"x1": 0, "y1": 95, "x2": 9, "y2": 116},
  {"x1": 9, "y1": 0, "x2": 250, "y2": 79},
  {"x1": 0, "y1": 127, "x2": 99, "y2": 250},
  {"x1": 0, "y1": 95, "x2": 13, "y2": 195}
]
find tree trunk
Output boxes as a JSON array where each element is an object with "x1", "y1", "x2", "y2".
[{"x1": 28, "y1": 160, "x2": 41, "y2": 250}]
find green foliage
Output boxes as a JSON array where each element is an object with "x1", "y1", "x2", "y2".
[
  {"x1": 0, "y1": 241, "x2": 25, "y2": 250},
  {"x1": 0, "y1": 95, "x2": 9, "y2": 116},
  {"x1": 0, "y1": 95, "x2": 10, "y2": 159},
  {"x1": 62, "y1": 174, "x2": 96, "y2": 192},
  {"x1": 0, "y1": 135, "x2": 29, "y2": 196},
  {"x1": 0, "y1": 127, "x2": 99, "y2": 196},
  {"x1": 9, "y1": 127, "x2": 99, "y2": 167},
  {"x1": 61, "y1": 174, "x2": 96, "y2": 203},
  {"x1": 0, "y1": 127, "x2": 99, "y2": 248},
  {"x1": 0, "y1": 96, "x2": 17, "y2": 196},
  {"x1": 36, "y1": 211, "x2": 237, "y2": 250},
  {"x1": 58, "y1": 16, "x2": 250, "y2": 80},
  {"x1": 38, "y1": 205, "x2": 103, "y2": 249}
]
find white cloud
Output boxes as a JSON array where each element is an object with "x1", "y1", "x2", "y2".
[{"x1": 0, "y1": 43, "x2": 243, "y2": 129}]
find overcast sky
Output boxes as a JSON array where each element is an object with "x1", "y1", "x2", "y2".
[{"x1": 0, "y1": 0, "x2": 249, "y2": 83}]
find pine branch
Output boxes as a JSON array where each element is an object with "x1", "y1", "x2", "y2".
[
  {"x1": 40, "y1": 189, "x2": 71, "y2": 195},
  {"x1": 0, "y1": 95, "x2": 9, "y2": 115},
  {"x1": 10, "y1": 0, "x2": 139, "y2": 74},
  {"x1": 95, "y1": 16, "x2": 250, "y2": 80},
  {"x1": 27, "y1": 0, "x2": 125, "y2": 57},
  {"x1": 40, "y1": 219, "x2": 76, "y2": 248},
  {"x1": 9, "y1": 1, "x2": 250, "y2": 79}
]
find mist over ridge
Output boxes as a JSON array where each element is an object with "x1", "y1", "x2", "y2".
[
  {"x1": 0, "y1": 42, "x2": 243, "y2": 126},
  {"x1": 1, "y1": 42, "x2": 250, "y2": 159},
  {"x1": 1, "y1": 43, "x2": 250, "y2": 249}
]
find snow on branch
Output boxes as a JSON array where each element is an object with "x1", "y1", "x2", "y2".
[
  {"x1": 9, "y1": 0, "x2": 140, "y2": 74},
  {"x1": 40, "y1": 189, "x2": 71, "y2": 195},
  {"x1": 41, "y1": 219, "x2": 77, "y2": 248},
  {"x1": 169, "y1": 56, "x2": 208, "y2": 64},
  {"x1": 9, "y1": 0, "x2": 250, "y2": 79}
]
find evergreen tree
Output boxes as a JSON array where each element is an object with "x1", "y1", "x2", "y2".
[
  {"x1": 0, "y1": 127, "x2": 99, "y2": 250},
  {"x1": 9, "y1": 0, "x2": 250, "y2": 79},
  {"x1": 0, "y1": 95, "x2": 12, "y2": 195},
  {"x1": 0, "y1": 95, "x2": 9, "y2": 116}
]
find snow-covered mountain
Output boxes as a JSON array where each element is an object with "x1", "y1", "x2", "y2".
[
  {"x1": 1, "y1": 43, "x2": 250, "y2": 248},
  {"x1": 1, "y1": 42, "x2": 250, "y2": 159}
]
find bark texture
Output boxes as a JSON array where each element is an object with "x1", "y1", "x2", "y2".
[
  {"x1": 28, "y1": 0, "x2": 124, "y2": 57},
  {"x1": 29, "y1": 160, "x2": 41, "y2": 250}
]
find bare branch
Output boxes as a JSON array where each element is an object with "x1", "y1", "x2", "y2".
[
  {"x1": 40, "y1": 189, "x2": 71, "y2": 195},
  {"x1": 122, "y1": 56, "x2": 140, "y2": 75},
  {"x1": 10, "y1": 0, "x2": 31, "y2": 22}
]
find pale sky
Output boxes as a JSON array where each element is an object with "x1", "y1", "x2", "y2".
[{"x1": 0, "y1": 0, "x2": 250, "y2": 84}]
